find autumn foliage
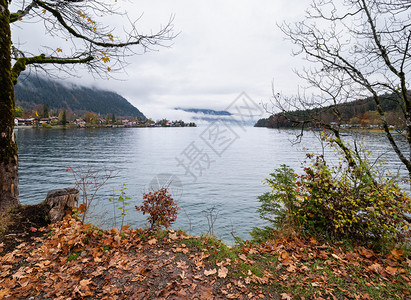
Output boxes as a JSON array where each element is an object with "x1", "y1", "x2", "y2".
[
  {"x1": 136, "y1": 188, "x2": 179, "y2": 229},
  {"x1": 257, "y1": 156, "x2": 411, "y2": 249}
]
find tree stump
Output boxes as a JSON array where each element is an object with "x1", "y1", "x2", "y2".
[{"x1": 45, "y1": 188, "x2": 79, "y2": 223}]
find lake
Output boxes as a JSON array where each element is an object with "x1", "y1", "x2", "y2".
[{"x1": 15, "y1": 126, "x2": 407, "y2": 243}]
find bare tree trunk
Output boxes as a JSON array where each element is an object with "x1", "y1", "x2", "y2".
[{"x1": 0, "y1": 1, "x2": 20, "y2": 212}]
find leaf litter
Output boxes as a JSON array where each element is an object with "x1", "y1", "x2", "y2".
[{"x1": 0, "y1": 215, "x2": 410, "y2": 299}]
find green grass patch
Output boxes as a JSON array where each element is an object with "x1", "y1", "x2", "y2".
[{"x1": 67, "y1": 252, "x2": 81, "y2": 262}]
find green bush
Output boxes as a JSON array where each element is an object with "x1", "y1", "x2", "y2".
[
  {"x1": 256, "y1": 164, "x2": 299, "y2": 230},
  {"x1": 257, "y1": 156, "x2": 411, "y2": 248}
]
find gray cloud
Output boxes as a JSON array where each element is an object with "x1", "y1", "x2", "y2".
[{"x1": 11, "y1": 0, "x2": 312, "y2": 120}]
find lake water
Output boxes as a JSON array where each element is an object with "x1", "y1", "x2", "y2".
[{"x1": 15, "y1": 126, "x2": 408, "y2": 243}]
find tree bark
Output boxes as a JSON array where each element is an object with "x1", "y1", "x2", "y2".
[
  {"x1": 45, "y1": 188, "x2": 79, "y2": 223},
  {"x1": 0, "y1": 1, "x2": 20, "y2": 213}
]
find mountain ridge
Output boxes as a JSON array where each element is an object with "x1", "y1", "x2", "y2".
[{"x1": 15, "y1": 75, "x2": 146, "y2": 120}]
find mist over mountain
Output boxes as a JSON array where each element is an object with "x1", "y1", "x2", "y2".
[
  {"x1": 15, "y1": 75, "x2": 146, "y2": 120},
  {"x1": 174, "y1": 107, "x2": 257, "y2": 126},
  {"x1": 175, "y1": 108, "x2": 232, "y2": 116}
]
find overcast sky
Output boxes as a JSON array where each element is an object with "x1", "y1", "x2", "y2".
[{"x1": 11, "y1": 0, "x2": 313, "y2": 120}]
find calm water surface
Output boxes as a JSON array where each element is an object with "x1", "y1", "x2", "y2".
[{"x1": 15, "y1": 126, "x2": 407, "y2": 243}]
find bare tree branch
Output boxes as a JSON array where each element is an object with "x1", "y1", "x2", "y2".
[{"x1": 276, "y1": 0, "x2": 411, "y2": 178}]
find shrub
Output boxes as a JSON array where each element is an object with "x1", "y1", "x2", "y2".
[
  {"x1": 257, "y1": 156, "x2": 411, "y2": 248},
  {"x1": 67, "y1": 166, "x2": 114, "y2": 223},
  {"x1": 109, "y1": 184, "x2": 130, "y2": 230},
  {"x1": 256, "y1": 164, "x2": 299, "y2": 230},
  {"x1": 136, "y1": 188, "x2": 179, "y2": 229}
]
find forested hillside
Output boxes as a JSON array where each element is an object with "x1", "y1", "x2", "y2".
[
  {"x1": 15, "y1": 75, "x2": 146, "y2": 120},
  {"x1": 255, "y1": 94, "x2": 405, "y2": 129}
]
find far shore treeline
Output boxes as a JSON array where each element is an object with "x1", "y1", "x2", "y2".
[{"x1": 255, "y1": 93, "x2": 406, "y2": 130}]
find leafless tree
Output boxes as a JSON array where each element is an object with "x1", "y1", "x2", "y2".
[
  {"x1": 68, "y1": 166, "x2": 115, "y2": 223},
  {"x1": 274, "y1": 0, "x2": 411, "y2": 178}
]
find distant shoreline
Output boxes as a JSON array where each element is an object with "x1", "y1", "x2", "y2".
[{"x1": 13, "y1": 125, "x2": 196, "y2": 129}]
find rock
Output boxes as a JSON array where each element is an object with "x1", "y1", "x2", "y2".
[{"x1": 45, "y1": 188, "x2": 79, "y2": 223}]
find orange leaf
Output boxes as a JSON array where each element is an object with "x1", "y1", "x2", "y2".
[
  {"x1": 309, "y1": 237, "x2": 318, "y2": 244},
  {"x1": 280, "y1": 251, "x2": 290, "y2": 260},
  {"x1": 121, "y1": 224, "x2": 131, "y2": 231},
  {"x1": 281, "y1": 258, "x2": 293, "y2": 266},
  {"x1": 390, "y1": 248, "x2": 404, "y2": 260},
  {"x1": 77, "y1": 204, "x2": 86, "y2": 213},
  {"x1": 386, "y1": 266, "x2": 397, "y2": 276},
  {"x1": 358, "y1": 248, "x2": 374, "y2": 258},
  {"x1": 0, "y1": 288, "x2": 10, "y2": 298}
]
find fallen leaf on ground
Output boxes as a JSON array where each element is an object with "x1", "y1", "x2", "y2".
[
  {"x1": 200, "y1": 290, "x2": 213, "y2": 300},
  {"x1": 386, "y1": 266, "x2": 397, "y2": 276},
  {"x1": 180, "y1": 270, "x2": 186, "y2": 280},
  {"x1": 280, "y1": 251, "x2": 290, "y2": 260},
  {"x1": 148, "y1": 238, "x2": 157, "y2": 245},
  {"x1": 204, "y1": 268, "x2": 217, "y2": 276},
  {"x1": 239, "y1": 254, "x2": 247, "y2": 261},
  {"x1": 169, "y1": 232, "x2": 178, "y2": 240},
  {"x1": 390, "y1": 248, "x2": 404, "y2": 260},
  {"x1": 331, "y1": 254, "x2": 341, "y2": 260},
  {"x1": 218, "y1": 266, "x2": 228, "y2": 278},
  {"x1": 80, "y1": 279, "x2": 92, "y2": 286},
  {"x1": 369, "y1": 263, "x2": 383, "y2": 274},
  {"x1": 281, "y1": 292, "x2": 292, "y2": 300},
  {"x1": 358, "y1": 248, "x2": 374, "y2": 258},
  {"x1": 286, "y1": 264, "x2": 297, "y2": 272}
]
